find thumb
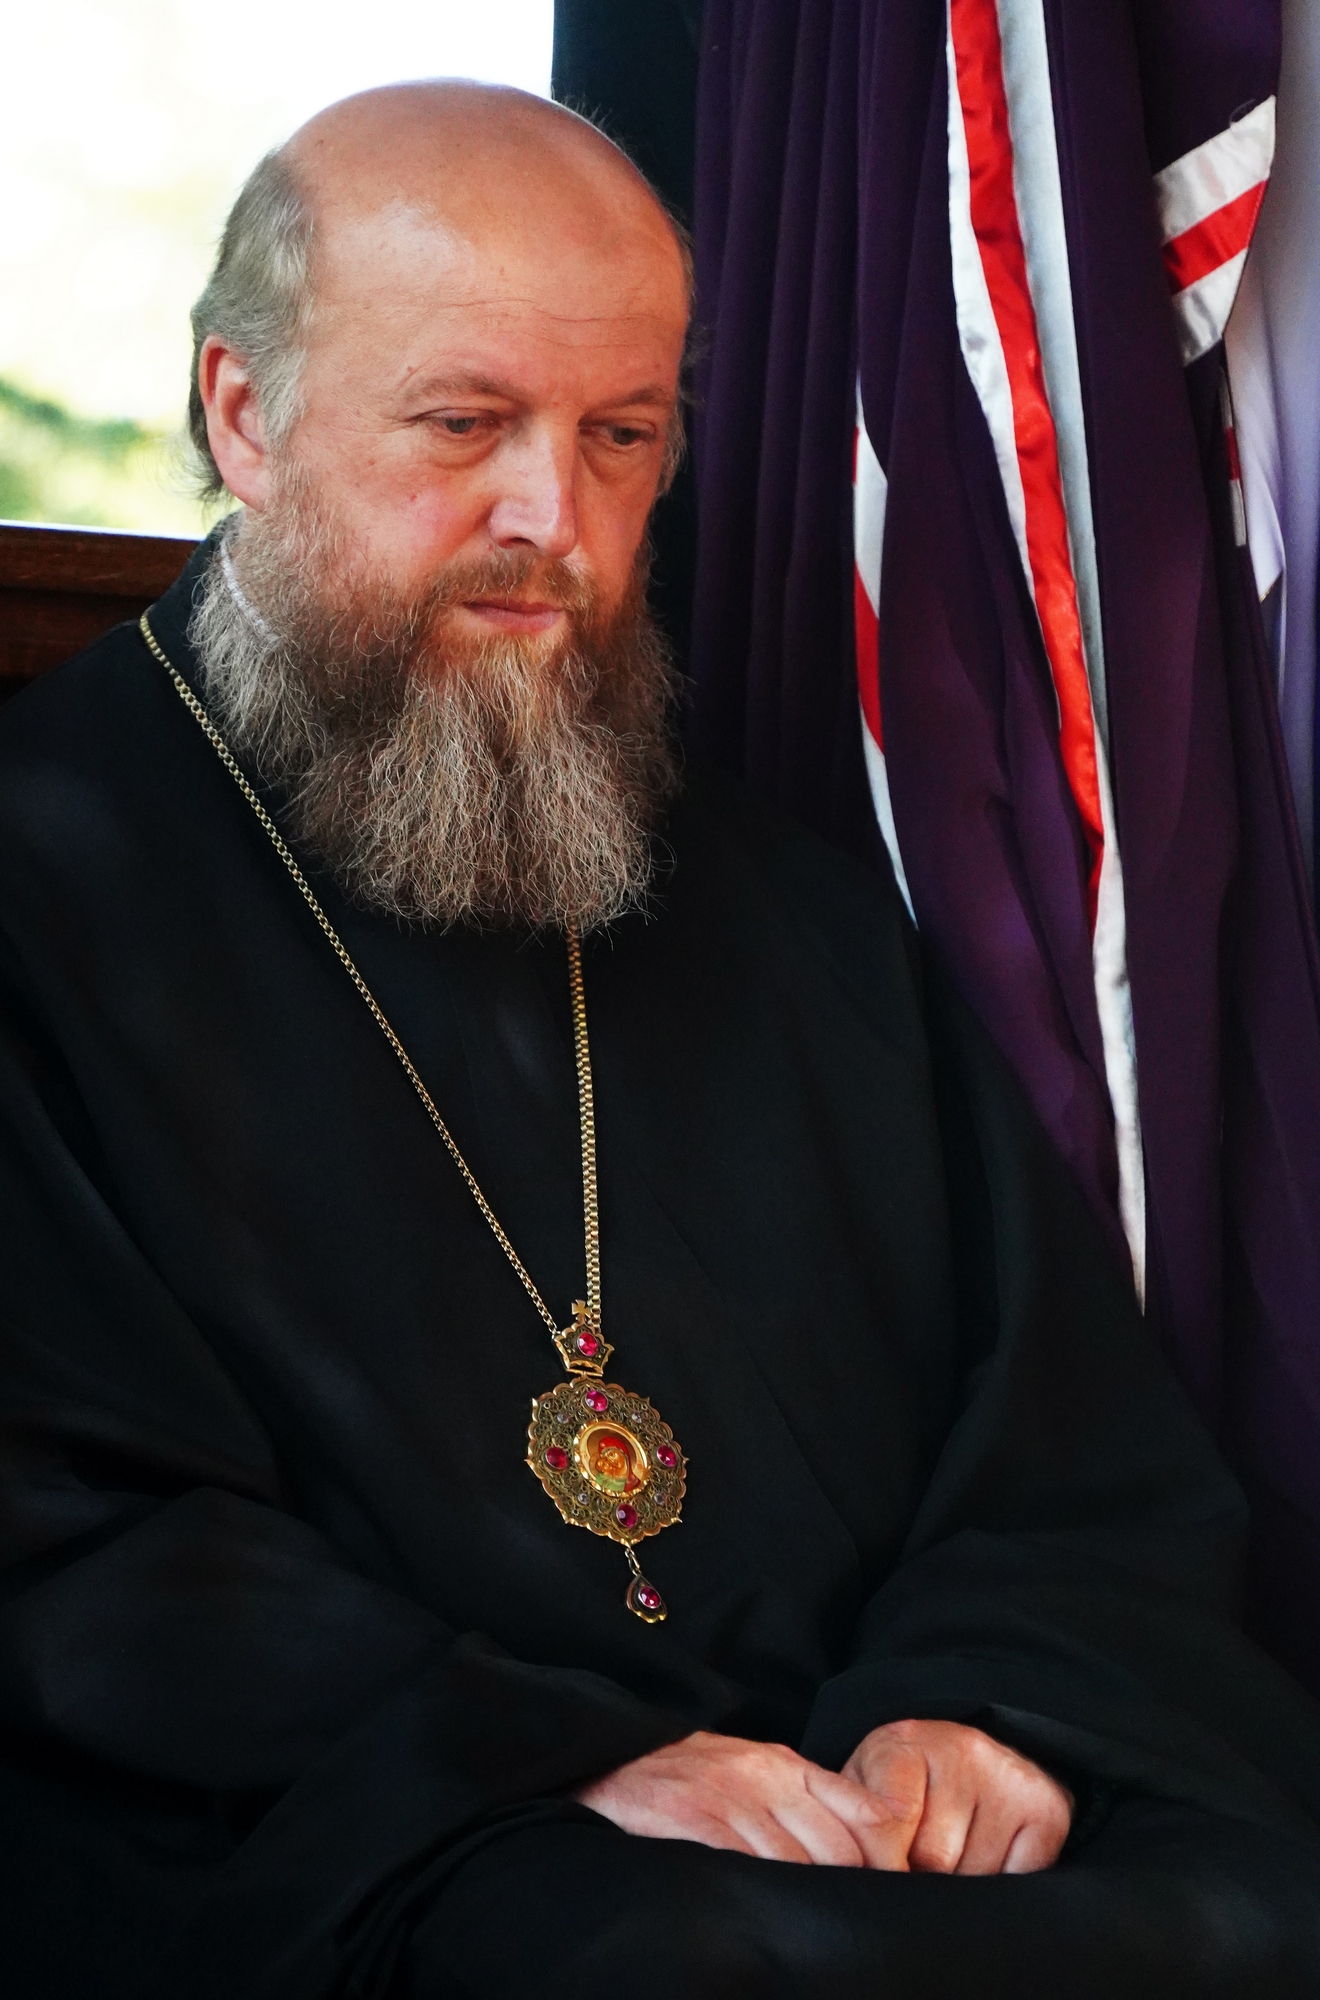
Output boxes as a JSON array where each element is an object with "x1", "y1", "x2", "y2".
[{"x1": 804, "y1": 1757, "x2": 925, "y2": 1872}]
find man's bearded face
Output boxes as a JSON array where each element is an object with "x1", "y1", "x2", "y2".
[{"x1": 190, "y1": 463, "x2": 680, "y2": 931}]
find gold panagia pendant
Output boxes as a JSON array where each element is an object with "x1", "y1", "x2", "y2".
[{"x1": 527, "y1": 1305, "x2": 686, "y2": 1622}]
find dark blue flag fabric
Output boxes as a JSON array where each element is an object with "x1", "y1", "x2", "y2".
[{"x1": 685, "y1": 0, "x2": 1320, "y2": 1693}]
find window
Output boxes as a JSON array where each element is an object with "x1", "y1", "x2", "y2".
[{"x1": 1, "y1": 0, "x2": 554, "y2": 534}]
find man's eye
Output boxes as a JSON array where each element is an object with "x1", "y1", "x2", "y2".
[
  {"x1": 605, "y1": 424, "x2": 649, "y2": 448},
  {"x1": 439, "y1": 415, "x2": 482, "y2": 436}
]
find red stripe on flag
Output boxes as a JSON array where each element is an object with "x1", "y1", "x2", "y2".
[
  {"x1": 854, "y1": 567, "x2": 883, "y2": 749},
  {"x1": 1162, "y1": 180, "x2": 1266, "y2": 296},
  {"x1": 950, "y1": 0, "x2": 1104, "y2": 919}
]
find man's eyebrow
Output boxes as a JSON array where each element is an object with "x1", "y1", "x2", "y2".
[
  {"x1": 588, "y1": 383, "x2": 676, "y2": 409},
  {"x1": 402, "y1": 372, "x2": 518, "y2": 402},
  {"x1": 401, "y1": 373, "x2": 676, "y2": 409}
]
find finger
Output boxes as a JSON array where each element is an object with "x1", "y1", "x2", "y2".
[
  {"x1": 767, "y1": 1793, "x2": 869, "y2": 1868},
  {"x1": 954, "y1": 1800, "x2": 1019, "y2": 1876},
  {"x1": 730, "y1": 1804, "x2": 852, "y2": 1866},
  {"x1": 1002, "y1": 1814, "x2": 1070, "y2": 1875},
  {"x1": 856, "y1": 1744, "x2": 980, "y2": 1880},
  {"x1": 909, "y1": 1793, "x2": 975, "y2": 1874},
  {"x1": 956, "y1": 1785, "x2": 1069, "y2": 1874},
  {"x1": 839, "y1": 1733, "x2": 929, "y2": 1828},
  {"x1": 577, "y1": 1788, "x2": 763, "y2": 1854},
  {"x1": 805, "y1": 1763, "x2": 921, "y2": 1872}
]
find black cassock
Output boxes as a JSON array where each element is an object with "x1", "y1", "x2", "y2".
[{"x1": 2, "y1": 544, "x2": 1320, "y2": 2000}]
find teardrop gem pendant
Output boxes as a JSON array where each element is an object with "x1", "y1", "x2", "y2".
[{"x1": 625, "y1": 1548, "x2": 667, "y2": 1623}]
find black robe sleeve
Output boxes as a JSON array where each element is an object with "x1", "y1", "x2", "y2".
[
  {"x1": 0, "y1": 943, "x2": 688, "y2": 1999},
  {"x1": 801, "y1": 952, "x2": 1320, "y2": 1840}
]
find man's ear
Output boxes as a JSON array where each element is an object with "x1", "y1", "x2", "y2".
[{"x1": 199, "y1": 337, "x2": 269, "y2": 509}]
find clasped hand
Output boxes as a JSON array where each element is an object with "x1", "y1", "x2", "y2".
[{"x1": 576, "y1": 1722, "x2": 1072, "y2": 1875}]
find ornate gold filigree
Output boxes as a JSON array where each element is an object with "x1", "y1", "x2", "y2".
[{"x1": 527, "y1": 1378, "x2": 687, "y2": 1546}]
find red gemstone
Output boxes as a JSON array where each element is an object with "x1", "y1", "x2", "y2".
[
  {"x1": 626, "y1": 1574, "x2": 667, "y2": 1620},
  {"x1": 584, "y1": 1387, "x2": 609, "y2": 1413},
  {"x1": 544, "y1": 1445, "x2": 569, "y2": 1471},
  {"x1": 576, "y1": 1331, "x2": 601, "y2": 1358},
  {"x1": 615, "y1": 1502, "x2": 638, "y2": 1529},
  {"x1": 655, "y1": 1444, "x2": 677, "y2": 1469}
]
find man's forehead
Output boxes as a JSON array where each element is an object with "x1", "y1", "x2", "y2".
[{"x1": 312, "y1": 201, "x2": 687, "y2": 340}]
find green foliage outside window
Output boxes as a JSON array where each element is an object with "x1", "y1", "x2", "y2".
[{"x1": 0, "y1": 378, "x2": 210, "y2": 536}]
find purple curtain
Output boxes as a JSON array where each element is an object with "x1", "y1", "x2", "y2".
[{"x1": 688, "y1": 0, "x2": 1320, "y2": 1691}]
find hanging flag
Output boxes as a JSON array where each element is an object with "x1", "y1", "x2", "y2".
[{"x1": 692, "y1": 0, "x2": 1320, "y2": 1691}]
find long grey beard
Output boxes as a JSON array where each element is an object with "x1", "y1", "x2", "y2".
[{"x1": 189, "y1": 528, "x2": 680, "y2": 931}]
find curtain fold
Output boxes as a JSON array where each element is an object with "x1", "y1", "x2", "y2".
[{"x1": 555, "y1": 0, "x2": 1320, "y2": 1692}]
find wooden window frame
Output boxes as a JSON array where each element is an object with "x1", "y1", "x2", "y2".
[{"x1": 0, "y1": 520, "x2": 197, "y2": 704}]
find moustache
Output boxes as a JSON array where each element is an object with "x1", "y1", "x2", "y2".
[
  {"x1": 346, "y1": 549, "x2": 605, "y2": 665},
  {"x1": 424, "y1": 550, "x2": 597, "y2": 619}
]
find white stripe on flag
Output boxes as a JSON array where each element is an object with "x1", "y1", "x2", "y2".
[
  {"x1": 1154, "y1": 97, "x2": 1275, "y2": 241},
  {"x1": 996, "y1": 0, "x2": 1110, "y2": 751},
  {"x1": 1171, "y1": 249, "x2": 1251, "y2": 366},
  {"x1": 945, "y1": 30, "x2": 1032, "y2": 584},
  {"x1": 859, "y1": 711, "x2": 914, "y2": 923},
  {"x1": 852, "y1": 387, "x2": 914, "y2": 919},
  {"x1": 853, "y1": 394, "x2": 886, "y2": 616}
]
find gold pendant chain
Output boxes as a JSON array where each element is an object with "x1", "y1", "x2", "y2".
[
  {"x1": 568, "y1": 928, "x2": 601, "y2": 1330},
  {"x1": 138, "y1": 612, "x2": 596, "y2": 1345},
  {"x1": 140, "y1": 610, "x2": 685, "y2": 1622}
]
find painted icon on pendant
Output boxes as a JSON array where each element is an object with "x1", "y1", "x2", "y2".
[{"x1": 578, "y1": 1421, "x2": 648, "y2": 1496}]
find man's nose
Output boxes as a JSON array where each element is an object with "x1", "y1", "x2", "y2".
[{"x1": 486, "y1": 424, "x2": 579, "y2": 559}]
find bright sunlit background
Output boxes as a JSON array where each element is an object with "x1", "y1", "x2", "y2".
[{"x1": 0, "y1": 0, "x2": 554, "y2": 535}]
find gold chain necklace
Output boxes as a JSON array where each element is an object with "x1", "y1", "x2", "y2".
[{"x1": 139, "y1": 613, "x2": 685, "y2": 1622}]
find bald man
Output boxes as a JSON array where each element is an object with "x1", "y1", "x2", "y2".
[{"x1": 1, "y1": 82, "x2": 1320, "y2": 2000}]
